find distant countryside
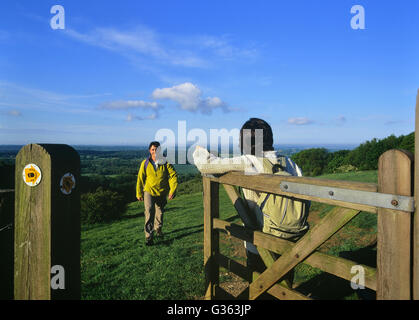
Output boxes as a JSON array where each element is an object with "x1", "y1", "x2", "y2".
[{"x1": 0, "y1": 131, "x2": 414, "y2": 299}]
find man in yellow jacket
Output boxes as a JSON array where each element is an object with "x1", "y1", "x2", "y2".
[{"x1": 136, "y1": 141, "x2": 178, "y2": 246}]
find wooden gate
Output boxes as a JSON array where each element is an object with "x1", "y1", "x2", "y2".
[
  {"x1": 203, "y1": 149, "x2": 416, "y2": 300},
  {"x1": 202, "y1": 90, "x2": 419, "y2": 300}
]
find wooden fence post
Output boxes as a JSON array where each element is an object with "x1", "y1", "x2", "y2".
[
  {"x1": 203, "y1": 177, "x2": 219, "y2": 300},
  {"x1": 14, "y1": 144, "x2": 80, "y2": 300},
  {"x1": 414, "y1": 88, "x2": 419, "y2": 300},
  {"x1": 377, "y1": 149, "x2": 413, "y2": 300}
]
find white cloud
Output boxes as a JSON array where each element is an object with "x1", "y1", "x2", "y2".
[
  {"x1": 100, "y1": 99, "x2": 163, "y2": 121},
  {"x1": 100, "y1": 100, "x2": 161, "y2": 110},
  {"x1": 0, "y1": 81, "x2": 109, "y2": 115},
  {"x1": 65, "y1": 26, "x2": 259, "y2": 70},
  {"x1": 126, "y1": 112, "x2": 158, "y2": 121},
  {"x1": 98, "y1": 83, "x2": 234, "y2": 120},
  {"x1": 65, "y1": 27, "x2": 208, "y2": 68},
  {"x1": 152, "y1": 82, "x2": 231, "y2": 115},
  {"x1": 195, "y1": 35, "x2": 258, "y2": 60},
  {"x1": 288, "y1": 117, "x2": 314, "y2": 125}
]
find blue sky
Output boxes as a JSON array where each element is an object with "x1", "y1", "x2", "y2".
[{"x1": 0, "y1": 0, "x2": 418, "y2": 146}]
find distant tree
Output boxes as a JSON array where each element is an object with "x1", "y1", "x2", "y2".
[
  {"x1": 325, "y1": 150, "x2": 351, "y2": 173},
  {"x1": 291, "y1": 148, "x2": 330, "y2": 176},
  {"x1": 346, "y1": 134, "x2": 404, "y2": 170},
  {"x1": 399, "y1": 132, "x2": 414, "y2": 154}
]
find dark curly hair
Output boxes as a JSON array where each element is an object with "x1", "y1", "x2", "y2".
[
  {"x1": 148, "y1": 141, "x2": 160, "y2": 150},
  {"x1": 240, "y1": 118, "x2": 274, "y2": 156}
]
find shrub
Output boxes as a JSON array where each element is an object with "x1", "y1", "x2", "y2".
[
  {"x1": 291, "y1": 148, "x2": 330, "y2": 176},
  {"x1": 81, "y1": 187, "x2": 127, "y2": 224},
  {"x1": 334, "y1": 164, "x2": 357, "y2": 173}
]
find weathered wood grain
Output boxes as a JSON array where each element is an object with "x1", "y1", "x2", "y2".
[
  {"x1": 247, "y1": 207, "x2": 360, "y2": 299},
  {"x1": 214, "y1": 218, "x2": 376, "y2": 290},
  {"x1": 15, "y1": 144, "x2": 51, "y2": 300},
  {"x1": 14, "y1": 144, "x2": 80, "y2": 300},
  {"x1": 203, "y1": 177, "x2": 219, "y2": 300},
  {"x1": 377, "y1": 149, "x2": 413, "y2": 300}
]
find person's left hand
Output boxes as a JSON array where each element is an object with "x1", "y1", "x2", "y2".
[{"x1": 168, "y1": 193, "x2": 175, "y2": 200}]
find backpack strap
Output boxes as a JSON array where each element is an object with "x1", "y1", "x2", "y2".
[
  {"x1": 142, "y1": 158, "x2": 150, "y2": 185},
  {"x1": 258, "y1": 157, "x2": 289, "y2": 209},
  {"x1": 144, "y1": 158, "x2": 150, "y2": 172}
]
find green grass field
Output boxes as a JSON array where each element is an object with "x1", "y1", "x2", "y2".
[
  {"x1": 81, "y1": 187, "x2": 241, "y2": 299},
  {"x1": 81, "y1": 170, "x2": 378, "y2": 300}
]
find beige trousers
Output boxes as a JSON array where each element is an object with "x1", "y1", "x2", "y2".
[{"x1": 144, "y1": 191, "x2": 167, "y2": 240}]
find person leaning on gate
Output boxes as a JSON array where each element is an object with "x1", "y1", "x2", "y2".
[
  {"x1": 192, "y1": 118, "x2": 310, "y2": 284},
  {"x1": 136, "y1": 141, "x2": 178, "y2": 246}
]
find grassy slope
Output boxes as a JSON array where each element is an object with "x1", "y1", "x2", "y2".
[
  {"x1": 81, "y1": 170, "x2": 378, "y2": 300},
  {"x1": 292, "y1": 170, "x2": 378, "y2": 299},
  {"x1": 81, "y1": 187, "x2": 241, "y2": 300}
]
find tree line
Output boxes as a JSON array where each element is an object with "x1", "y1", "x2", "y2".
[{"x1": 291, "y1": 132, "x2": 414, "y2": 176}]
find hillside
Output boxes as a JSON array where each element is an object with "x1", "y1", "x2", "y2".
[
  {"x1": 81, "y1": 170, "x2": 378, "y2": 300},
  {"x1": 81, "y1": 186, "x2": 240, "y2": 299}
]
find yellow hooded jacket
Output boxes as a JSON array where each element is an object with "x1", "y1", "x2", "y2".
[{"x1": 136, "y1": 158, "x2": 178, "y2": 199}]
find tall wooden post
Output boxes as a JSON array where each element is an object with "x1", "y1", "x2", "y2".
[
  {"x1": 414, "y1": 89, "x2": 419, "y2": 300},
  {"x1": 377, "y1": 149, "x2": 413, "y2": 299},
  {"x1": 14, "y1": 144, "x2": 80, "y2": 300},
  {"x1": 203, "y1": 177, "x2": 219, "y2": 300}
]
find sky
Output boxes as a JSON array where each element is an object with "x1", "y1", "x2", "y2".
[{"x1": 0, "y1": 0, "x2": 418, "y2": 146}]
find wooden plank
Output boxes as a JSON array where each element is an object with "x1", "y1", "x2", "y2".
[
  {"x1": 203, "y1": 177, "x2": 219, "y2": 300},
  {"x1": 14, "y1": 144, "x2": 80, "y2": 300},
  {"x1": 208, "y1": 172, "x2": 378, "y2": 213},
  {"x1": 14, "y1": 144, "x2": 51, "y2": 300},
  {"x1": 415, "y1": 89, "x2": 419, "y2": 300},
  {"x1": 214, "y1": 218, "x2": 377, "y2": 290},
  {"x1": 222, "y1": 184, "x2": 295, "y2": 290},
  {"x1": 222, "y1": 184, "x2": 257, "y2": 228},
  {"x1": 208, "y1": 171, "x2": 377, "y2": 192},
  {"x1": 377, "y1": 149, "x2": 413, "y2": 300},
  {"x1": 247, "y1": 207, "x2": 360, "y2": 299},
  {"x1": 266, "y1": 283, "x2": 312, "y2": 300},
  {"x1": 252, "y1": 271, "x2": 312, "y2": 300},
  {"x1": 219, "y1": 173, "x2": 378, "y2": 297},
  {"x1": 305, "y1": 251, "x2": 376, "y2": 291},
  {"x1": 223, "y1": 253, "x2": 311, "y2": 301}
]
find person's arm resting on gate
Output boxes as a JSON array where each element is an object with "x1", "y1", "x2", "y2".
[{"x1": 192, "y1": 145, "x2": 259, "y2": 175}]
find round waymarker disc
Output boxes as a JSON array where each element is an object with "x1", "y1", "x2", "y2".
[
  {"x1": 60, "y1": 173, "x2": 76, "y2": 195},
  {"x1": 22, "y1": 163, "x2": 42, "y2": 187}
]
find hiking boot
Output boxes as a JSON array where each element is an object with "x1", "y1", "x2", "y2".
[{"x1": 145, "y1": 237, "x2": 153, "y2": 246}]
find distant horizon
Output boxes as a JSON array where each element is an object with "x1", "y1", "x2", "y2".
[{"x1": 0, "y1": 142, "x2": 361, "y2": 151}]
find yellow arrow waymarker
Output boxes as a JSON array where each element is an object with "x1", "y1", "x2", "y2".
[{"x1": 22, "y1": 164, "x2": 42, "y2": 186}]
